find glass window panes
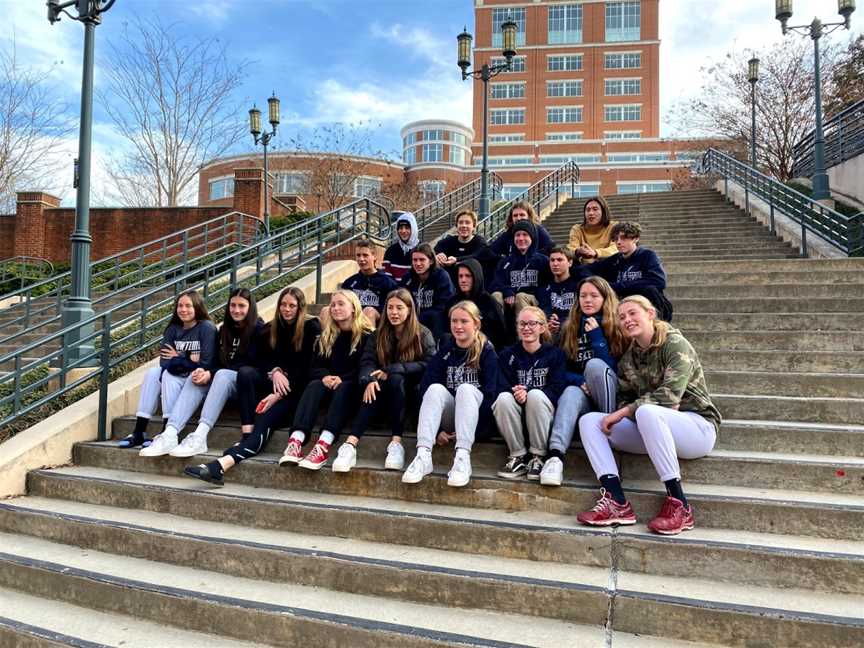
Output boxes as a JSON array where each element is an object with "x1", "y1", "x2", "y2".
[
  {"x1": 208, "y1": 178, "x2": 234, "y2": 201},
  {"x1": 492, "y1": 8, "x2": 526, "y2": 47},
  {"x1": 548, "y1": 55, "x2": 583, "y2": 71},
  {"x1": 501, "y1": 185, "x2": 529, "y2": 200},
  {"x1": 490, "y1": 133, "x2": 526, "y2": 143},
  {"x1": 618, "y1": 181, "x2": 672, "y2": 194},
  {"x1": 275, "y1": 172, "x2": 311, "y2": 195},
  {"x1": 548, "y1": 4, "x2": 582, "y2": 44},
  {"x1": 606, "y1": 152, "x2": 670, "y2": 163},
  {"x1": 404, "y1": 132, "x2": 418, "y2": 146},
  {"x1": 491, "y1": 82, "x2": 526, "y2": 99},
  {"x1": 546, "y1": 132, "x2": 582, "y2": 141},
  {"x1": 491, "y1": 55, "x2": 526, "y2": 72},
  {"x1": 604, "y1": 52, "x2": 641, "y2": 69},
  {"x1": 606, "y1": 2, "x2": 641, "y2": 42},
  {"x1": 422, "y1": 129, "x2": 445, "y2": 141},
  {"x1": 451, "y1": 132, "x2": 470, "y2": 146},
  {"x1": 547, "y1": 107, "x2": 583, "y2": 123},
  {"x1": 605, "y1": 78, "x2": 641, "y2": 96},
  {"x1": 422, "y1": 143, "x2": 443, "y2": 162},
  {"x1": 419, "y1": 180, "x2": 446, "y2": 202},
  {"x1": 485, "y1": 157, "x2": 532, "y2": 166},
  {"x1": 547, "y1": 80, "x2": 583, "y2": 97},
  {"x1": 404, "y1": 147, "x2": 417, "y2": 164},
  {"x1": 449, "y1": 147, "x2": 467, "y2": 165},
  {"x1": 604, "y1": 130, "x2": 642, "y2": 139},
  {"x1": 604, "y1": 104, "x2": 641, "y2": 121},
  {"x1": 490, "y1": 109, "x2": 525, "y2": 125},
  {"x1": 572, "y1": 183, "x2": 602, "y2": 198},
  {"x1": 355, "y1": 177, "x2": 382, "y2": 198}
]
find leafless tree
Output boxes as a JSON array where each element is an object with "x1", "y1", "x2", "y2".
[
  {"x1": 98, "y1": 19, "x2": 248, "y2": 207},
  {"x1": 824, "y1": 34, "x2": 864, "y2": 116},
  {"x1": 0, "y1": 41, "x2": 74, "y2": 212},
  {"x1": 667, "y1": 38, "x2": 841, "y2": 181}
]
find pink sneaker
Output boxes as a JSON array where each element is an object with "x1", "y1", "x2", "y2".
[
  {"x1": 647, "y1": 496, "x2": 694, "y2": 535},
  {"x1": 278, "y1": 439, "x2": 303, "y2": 466},
  {"x1": 576, "y1": 490, "x2": 637, "y2": 527},
  {"x1": 299, "y1": 440, "x2": 331, "y2": 470}
]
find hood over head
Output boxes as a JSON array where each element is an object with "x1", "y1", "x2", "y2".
[
  {"x1": 455, "y1": 258, "x2": 485, "y2": 299},
  {"x1": 394, "y1": 212, "x2": 419, "y2": 253}
]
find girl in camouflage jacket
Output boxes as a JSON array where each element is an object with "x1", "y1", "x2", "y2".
[{"x1": 576, "y1": 295, "x2": 721, "y2": 536}]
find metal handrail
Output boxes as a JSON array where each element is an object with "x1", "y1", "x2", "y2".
[
  {"x1": 702, "y1": 147, "x2": 864, "y2": 257},
  {"x1": 0, "y1": 257, "x2": 55, "y2": 292},
  {"x1": 792, "y1": 99, "x2": 864, "y2": 179},
  {"x1": 414, "y1": 173, "x2": 504, "y2": 240},
  {"x1": 0, "y1": 197, "x2": 392, "y2": 434},
  {"x1": 478, "y1": 161, "x2": 581, "y2": 242},
  {"x1": 0, "y1": 211, "x2": 264, "y2": 343}
]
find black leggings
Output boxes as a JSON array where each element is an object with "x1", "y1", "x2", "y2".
[
  {"x1": 223, "y1": 391, "x2": 301, "y2": 464},
  {"x1": 349, "y1": 373, "x2": 418, "y2": 439},
  {"x1": 292, "y1": 379, "x2": 360, "y2": 439},
  {"x1": 235, "y1": 366, "x2": 271, "y2": 426}
]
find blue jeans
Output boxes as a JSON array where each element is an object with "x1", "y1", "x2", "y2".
[{"x1": 548, "y1": 358, "x2": 617, "y2": 456}]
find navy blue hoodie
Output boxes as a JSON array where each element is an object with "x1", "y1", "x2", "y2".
[
  {"x1": 491, "y1": 221, "x2": 550, "y2": 299},
  {"x1": 490, "y1": 223, "x2": 554, "y2": 257},
  {"x1": 214, "y1": 318, "x2": 269, "y2": 371},
  {"x1": 497, "y1": 342, "x2": 567, "y2": 406},
  {"x1": 591, "y1": 247, "x2": 667, "y2": 295},
  {"x1": 444, "y1": 258, "x2": 507, "y2": 350},
  {"x1": 341, "y1": 270, "x2": 399, "y2": 313},
  {"x1": 563, "y1": 314, "x2": 617, "y2": 387},
  {"x1": 160, "y1": 320, "x2": 218, "y2": 377},
  {"x1": 419, "y1": 337, "x2": 499, "y2": 438},
  {"x1": 537, "y1": 273, "x2": 584, "y2": 324},
  {"x1": 400, "y1": 266, "x2": 455, "y2": 328}
]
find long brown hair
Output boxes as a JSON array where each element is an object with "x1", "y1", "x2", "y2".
[
  {"x1": 560, "y1": 276, "x2": 627, "y2": 359},
  {"x1": 376, "y1": 289, "x2": 424, "y2": 365},
  {"x1": 168, "y1": 290, "x2": 210, "y2": 327},
  {"x1": 271, "y1": 286, "x2": 309, "y2": 352},
  {"x1": 619, "y1": 295, "x2": 671, "y2": 349},
  {"x1": 317, "y1": 289, "x2": 374, "y2": 357},
  {"x1": 448, "y1": 300, "x2": 488, "y2": 368},
  {"x1": 582, "y1": 196, "x2": 612, "y2": 227},
  {"x1": 505, "y1": 200, "x2": 539, "y2": 229},
  {"x1": 219, "y1": 287, "x2": 258, "y2": 367}
]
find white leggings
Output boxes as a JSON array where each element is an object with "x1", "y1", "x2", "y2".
[
  {"x1": 135, "y1": 367, "x2": 187, "y2": 420},
  {"x1": 416, "y1": 383, "x2": 483, "y2": 452},
  {"x1": 579, "y1": 404, "x2": 716, "y2": 482}
]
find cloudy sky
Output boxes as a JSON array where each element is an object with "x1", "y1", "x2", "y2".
[{"x1": 4, "y1": 0, "x2": 859, "y2": 205}]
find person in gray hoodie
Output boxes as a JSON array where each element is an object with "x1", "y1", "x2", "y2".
[{"x1": 382, "y1": 212, "x2": 419, "y2": 281}]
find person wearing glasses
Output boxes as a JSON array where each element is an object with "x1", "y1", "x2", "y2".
[{"x1": 492, "y1": 306, "x2": 566, "y2": 481}]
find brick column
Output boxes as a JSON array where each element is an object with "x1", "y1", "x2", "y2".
[
  {"x1": 14, "y1": 192, "x2": 61, "y2": 258},
  {"x1": 232, "y1": 168, "x2": 273, "y2": 221}
]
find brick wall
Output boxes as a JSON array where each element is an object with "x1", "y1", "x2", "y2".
[{"x1": 0, "y1": 214, "x2": 17, "y2": 258}]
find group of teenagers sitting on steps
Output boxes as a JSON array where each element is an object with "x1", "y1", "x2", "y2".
[{"x1": 119, "y1": 197, "x2": 719, "y2": 536}]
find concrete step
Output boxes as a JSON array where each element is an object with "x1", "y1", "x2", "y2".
[
  {"x1": 669, "y1": 283, "x2": 864, "y2": 300},
  {"x1": 672, "y1": 297, "x2": 864, "y2": 314},
  {"x1": 65, "y1": 445, "x2": 864, "y2": 539},
  {"x1": 718, "y1": 420, "x2": 864, "y2": 456},
  {"x1": 669, "y1": 270, "x2": 864, "y2": 286},
  {"x1": 704, "y1": 369, "x2": 864, "y2": 399},
  {"x1": 686, "y1": 330, "x2": 864, "y2": 352},
  {"x1": 675, "y1": 312, "x2": 862, "y2": 332},
  {"x1": 699, "y1": 349, "x2": 864, "y2": 374},
  {"x1": 664, "y1": 258, "x2": 864, "y2": 275},
  {"x1": 661, "y1": 251, "x2": 799, "y2": 260},
  {"x1": 715, "y1": 393, "x2": 864, "y2": 425}
]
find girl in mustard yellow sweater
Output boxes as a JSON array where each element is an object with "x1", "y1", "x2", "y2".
[{"x1": 568, "y1": 196, "x2": 618, "y2": 265}]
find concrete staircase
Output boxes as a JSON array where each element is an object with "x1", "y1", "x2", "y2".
[{"x1": 0, "y1": 188, "x2": 862, "y2": 647}]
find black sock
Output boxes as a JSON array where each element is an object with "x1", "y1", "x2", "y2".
[
  {"x1": 547, "y1": 448, "x2": 565, "y2": 461},
  {"x1": 599, "y1": 474, "x2": 627, "y2": 505},
  {"x1": 206, "y1": 461, "x2": 224, "y2": 480},
  {"x1": 664, "y1": 479, "x2": 688, "y2": 507},
  {"x1": 132, "y1": 416, "x2": 150, "y2": 442}
]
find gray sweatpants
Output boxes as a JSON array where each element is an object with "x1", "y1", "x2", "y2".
[
  {"x1": 135, "y1": 366, "x2": 187, "y2": 420},
  {"x1": 166, "y1": 368, "x2": 238, "y2": 437},
  {"x1": 416, "y1": 383, "x2": 483, "y2": 452},
  {"x1": 548, "y1": 358, "x2": 617, "y2": 455},
  {"x1": 492, "y1": 390, "x2": 554, "y2": 457}
]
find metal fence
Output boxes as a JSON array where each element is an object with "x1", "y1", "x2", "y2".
[
  {"x1": 0, "y1": 257, "x2": 55, "y2": 293},
  {"x1": 702, "y1": 148, "x2": 864, "y2": 257},
  {"x1": 792, "y1": 99, "x2": 864, "y2": 179},
  {"x1": 0, "y1": 198, "x2": 392, "y2": 435},
  {"x1": 414, "y1": 173, "x2": 503, "y2": 241}
]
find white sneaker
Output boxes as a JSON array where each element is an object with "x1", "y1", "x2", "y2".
[
  {"x1": 331, "y1": 443, "x2": 357, "y2": 473},
  {"x1": 401, "y1": 450, "x2": 433, "y2": 484},
  {"x1": 169, "y1": 433, "x2": 208, "y2": 458},
  {"x1": 447, "y1": 452, "x2": 472, "y2": 488},
  {"x1": 384, "y1": 441, "x2": 405, "y2": 470},
  {"x1": 139, "y1": 432, "x2": 179, "y2": 457},
  {"x1": 539, "y1": 456, "x2": 564, "y2": 486}
]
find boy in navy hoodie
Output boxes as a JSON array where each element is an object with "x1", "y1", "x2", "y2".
[
  {"x1": 400, "y1": 243, "x2": 455, "y2": 338},
  {"x1": 590, "y1": 221, "x2": 673, "y2": 321},
  {"x1": 382, "y1": 212, "x2": 418, "y2": 281},
  {"x1": 340, "y1": 239, "x2": 398, "y2": 325},
  {"x1": 493, "y1": 306, "x2": 567, "y2": 480},
  {"x1": 537, "y1": 246, "x2": 586, "y2": 339},
  {"x1": 491, "y1": 220, "x2": 550, "y2": 324}
]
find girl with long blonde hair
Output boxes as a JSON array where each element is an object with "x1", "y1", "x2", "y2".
[
  {"x1": 402, "y1": 301, "x2": 500, "y2": 488},
  {"x1": 278, "y1": 290, "x2": 374, "y2": 470}
]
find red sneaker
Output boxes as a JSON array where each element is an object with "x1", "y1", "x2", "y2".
[
  {"x1": 278, "y1": 439, "x2": 303, "y2": 466},
  {"x1": 299, "y1": 440, "x2": 331, "y2": 470},
  {"x1": 576, "y1": 490, "x2": 637, "y2": 526},
  {"x1": 647, "y1": 496, "x2": 694, "y2": 535}
]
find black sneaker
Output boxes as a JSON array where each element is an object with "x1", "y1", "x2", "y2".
[
  {"x1": 526, "y1": 455, "x2": 544, "y2": 481},
  {"x1": 183, "y1": 463, "x2": 224, "y2": 486},
  {"x1": 497, "y1": 454, "x2": 528, "y2": 480}
]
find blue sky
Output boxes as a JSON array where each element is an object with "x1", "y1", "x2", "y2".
[{"x1": 4, "y1": 0, "x2": 859, "y2": 205}]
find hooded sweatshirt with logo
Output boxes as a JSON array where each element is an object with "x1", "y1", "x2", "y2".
[
  {"x1": 444, "y1": 258, "x2": 508, "y2": 350},
  {"x1": 497, "y1": 342, "x2": 567, "y2": 407},
  {"x1": 562, "y1": 314, "x2": 617, "y2": 387},
  {"x1": 383, "y1": 213, "x2": 419, "y2": 281},
  {"x1": 537, "y1": 271, "x2": 585, "y2": 324},
  {"x1": 490, "y1": 222, "x2": 554, "y2": 257},
  {"x1": 591, "y1": 246, "x2": 667, "y2": 295},
  {"x1": 491, "y1": 220, "x2": 550, "y2": 299},
  {"x1": 341, "y1": 269, "x2": 399, "y2": 313},
  {"x1": 160, "y1": 319, "x2": 218, "y2": 376},
  {"x1": 400, "y1": 265, "x2": 455, "y2": 337}
]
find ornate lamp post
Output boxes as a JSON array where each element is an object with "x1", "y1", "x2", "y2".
[
  {"x1": 249, "y1": 94, "x2": 280, "y2": 235},
  {"x1": 47, "y1": 0, "x2": 116, "y2": 365},
  {"x1": 775, "y1": 0, "x2": 855, "y2": 201},
  {"x1": 457, "y1": 16, "x2": 518, "y2": 222},
  {"x1": 747, "y1": 57, "x2": 759, "y2": 171}
]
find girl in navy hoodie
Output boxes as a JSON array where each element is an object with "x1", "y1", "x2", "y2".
[
  {"x1": 400, "y1": 243, "x2": 455, "y2": 339},
  {"x1": 402, "y1": 301, "x2": 499, "y2": 488},
  {"x1": 493, "y1": 306, "x2": 567, "y2": 481},
  {"x1": 382, "y1": 212, "x2": 419, "y2": 281},
  {"x1": 444, "y1": 259, "x2": 507, "y2": 350},
  {"x1": 123, "y1": 290, "x2": 217, "y2": 452},
  {"x1": 540, "y1": 276, "x2": 627, "y2": 486}
]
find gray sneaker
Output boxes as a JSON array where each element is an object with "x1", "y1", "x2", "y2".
[
  {"x1": 497, "y1": 454, "x2": 528, "y2": 480},
  {"x1": 526, "y1": 455, "x2": 545, "y2": 481}
]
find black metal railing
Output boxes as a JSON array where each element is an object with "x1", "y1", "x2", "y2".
[
  {"x1": 414, "y1": 173, "x2": 503, "y2": 241},
  {"x1": 702, "y1": 148, "x2": 864, "y2": 257},
  {"x1": 0, "y1": 198, "x2": 392, "y2": 435},
  {"x1": 0, "y1": 256, "x2": 55, "y2": 294},
  {"x1": 792, "y1": 99, "x2": 864, "y2": 178}
]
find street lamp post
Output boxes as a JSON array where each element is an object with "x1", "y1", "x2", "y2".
[
  {"x1": 747, "y1": 57, "x2": 759, "y2": 171},
  {"x1": 249, "y1": 94, "x2": 280, "y2": 236},
  {"x1": 457, "y1": 17, "x2": 518, "y2": 223},
  {"x1": 48, "y1": 0, "x2": 116, "y2": 365},
  {"x1": 775, "y1": 0, "x2": 856, "y2": 202}
]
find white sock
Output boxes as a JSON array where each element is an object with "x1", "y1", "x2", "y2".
[
  {"x1": 319, "y1": 430, "x2": 335, "y2": 445},
  {"x1": 455, "y1": 448, "x2": 470, "y2": 460},
  {"x1": 290, "y1": 431, "x2": 306, "y2": 443},
  {"x1": 417, "y1": 446, "x2": 432, "y2": 456},
  {"x1": 193, "y1": 422, "x2": 210, "y2": 437},
  {"x1": 162, "y1": 425, "x2": 179, "y2": 438}
]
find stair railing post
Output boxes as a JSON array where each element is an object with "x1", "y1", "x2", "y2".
[
  {"x1": 769, "y1": 184, "x2": 776, "y2": 234},
  {"x1": 801, "y1": 213, "x2": 808, "y2": 257},
  {"x1": 97, "y1": 311, "x2": 111, "y2": 442},
  {"x1": 315, "y1": 219, "x2": 323, "y2": 305}
]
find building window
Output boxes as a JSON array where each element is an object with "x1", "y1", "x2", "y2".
[
  {"x1": 208, "y1": 177, "x2": 234, "y2": 201},
  {"x1": 546, "y1": 132, "x2": 582, "y2": 141},
  {"x1": 422, "y1": 143, "x2": 443, "y2": 162},
  {"x1": 451, "y1": 132, "x2": 470, "y2": 146},
  {"x1": 540, "y1": 154, "x2": 599, "y2": 165},
  {"x1": 547, "y1": 80, "x2": 583, "y2": 97},
  {"x1": 604, "y1": 130, "x2": 642, "y2": 140},
  {"x1": 607, "y1": 152, "x2": 670, "y2": 163},
  {"x1": 404, "y1": 147, "x2": 417, "y2": 164},
  {"x1": 548, "y1": 55, "x2": 583, "y2": 72},
  {"x1": 491, "y1": 55, "x2": 526, "y2": 72},
  {"x1": 403, "y1": 132, "x2": 417, "y2": 147},
  {"x1": 572, "y1": 183, "x2": 602, "y2": 198},
  {"x1": 449, "y1": 147, "x2": 467, "y2": 166},
  {"x1": 574, "y1": 154, "x2": 602, "y2": 164},
  {"x1": 492, "y1": 8, "x2": 526, "y2": 47},
  {"x1": 605, "y1": 78, "x2": 641, "y2": 96},
  {"x1": 605, "y1": 52, "x2": 641, "y2": 69},
  {"x1": 484, "y1": 157, "x2": 532, "y2": 167},
  {"x1": 547, "y1": 107, "x2": 583, "y2": 124},
  {"x1": 618, "y1": 181, "x2": 672, "y2": 194},
  {"x1": 501, "y1": 185, "x2": 529, "y2": 200},
  {"x1": 419, "y1": 180, "x2": 446, "y2": 202},
  {"x1": 354, "y1": 176, "x2": 382, "y2": 198},
  {"x1": 422, "y1": 129, "x2": 445, "y2": 142},
  {"x1": 548, "y1": 4, "x2": 582, "y2": 44},
  {"x1": 606, "y1": 2, "x2": 641, "y2": 42},
  {"x1": 490, "y1": 109, "x2": 525, "y2": 125},
  {"x1": 489, "y1": 133, "x2": 526, "y2": 143},
  {"x1": 275, "y1": 172, "x2": 311, "y2": 195},
  {"x1": 491, "y1": 82, "x2": 526, "y2": 99},
  {"x1": 330, "y1": 173, "x2": 354, "y2": 195},
  {"x1": 604, "y1": 104, "x2": 641, "y2": 121}
]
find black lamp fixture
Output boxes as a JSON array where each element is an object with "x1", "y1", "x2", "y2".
[{"x1": 249, "y1": 93, "x2": 280, "y2": 236}]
